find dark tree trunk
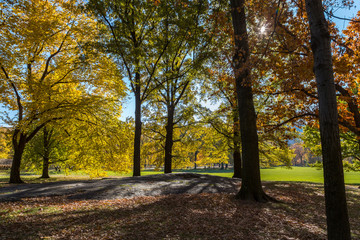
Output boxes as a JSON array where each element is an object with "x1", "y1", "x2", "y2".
[
  {"x1": 231, "y1": 0, "x2": 270, "y2": 202},
  {"x1": 194, "y1": 151, "x2": 198, "y2": 169},
  {"x1": 41, "y1": 157, "x2": 50, "y2": 178},
  {"x1": 133, "y1": 72, "x2": 142, "y2": 177},
  {"x1": 164, "y1": 106, "x2": 174, "y2": 174},
  {"x1": 233, "y1": 110, "x2": 242, "y2": 178},
  {"x1": 9, "y1": 132, "x2": 26, "y2": 184},
  {"x1": 305, "y1": 1, "x2": 351, "y2": 239},
  {"x1": 233, "y1": 148, "x2": 242, "y2": 178},
  {"x1": 41, "y1": 127, "x2": 50, "y2": 179}
]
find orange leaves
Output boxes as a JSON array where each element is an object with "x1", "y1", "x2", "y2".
[{"x1": 153, "y1": 0, "x2": 161, "y2": 6}]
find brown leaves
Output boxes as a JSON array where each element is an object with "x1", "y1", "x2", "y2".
[{"x1": 0, "y1": 182, "x2": 359, "y2": 239}]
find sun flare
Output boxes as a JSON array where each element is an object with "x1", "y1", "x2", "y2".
[{"x1": 260, "y1": 25, "x2": 266, "y2": 34}]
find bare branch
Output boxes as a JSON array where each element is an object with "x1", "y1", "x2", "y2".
[{"x1": 265, "y1": 113, "x2": 318, "y2": 132}]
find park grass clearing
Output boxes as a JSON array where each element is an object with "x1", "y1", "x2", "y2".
[
  {"x1": 142, "y1": 167, "x2": 360, "y2": 185},
  {"x1": 0, "y1": 181, "x2": 359, "y2": 240},
  {"x1": 0, "y1": 170, "x2": 92, "y2": 187},
  {"x1": 1, "y1": 167, "x2": 360, "y2": 187}
]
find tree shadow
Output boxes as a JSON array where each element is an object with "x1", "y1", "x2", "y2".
[
  {"x1": 0, "y1": 173, "x2": 241, "y2": 201},
  {"x1": 0, "y1": 191, "x2": 337, "y2": 240}
]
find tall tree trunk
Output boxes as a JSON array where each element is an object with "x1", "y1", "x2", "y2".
[
  {"x1": 164, "y1": 106, "x2": 174, "y2": 173},
  {"x1": 9, "y1": 132, "x2": 26, "y2": 184},
  {"x1": 233, "y1": 110, "x2": 242, "y2": 178},
  {"x1": 194, "y1": 151, "x2": 198, "y2": 169},
  {"x1": 41, "y1": 157, "x2": 50, "y2": 179},
  {"x1": 231, "y1": 0, "x2": 270, "y2": 202},
  {"x1": 305, "y1": 1, "x2": 351, "y2": 239},
  {"x1": 133, "y1": 72, "x2": 142, "y2": 177},
  {"x1": 41, "y1": 127, "x2": 50, "y2": 179}
]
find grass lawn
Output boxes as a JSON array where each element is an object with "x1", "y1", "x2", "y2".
[
  {"x1": 1, "y1": 167, "x2": 360, "y2": 186},
  {"x1": 144, "y1": 167, "x2": 360, "y2": 185}
]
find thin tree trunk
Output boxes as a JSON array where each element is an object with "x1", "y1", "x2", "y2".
[
  {"x1": 164, "y1": 107, "x2": 174, "y2": 173},
  {"x1": 233, "y1": 110, "x2": 242, "y2": 178},
  {"x1": 133, "y1": 72, "x2": 142, "y2": 177},
  {"x1": 9, "y1": 132, "x2": 26, "y2": 184},
  {"x1": 230, "y1": 0, "x2": 270, "y2": 202},
  {"x1": 305, "y1": 1, "x2": 351, "y2": 239}
]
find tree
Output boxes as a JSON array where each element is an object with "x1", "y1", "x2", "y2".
[
  {"x1": 87, "y1": 0, "x2": 171, "y2": 176},
  {"x1": 146, "y1": 0, "x2": 213, "y2": 174},
  {"x1": 230, "y1": 0, "x2": 271, "y2": 201},
  {"x1": 204, "y1": 6, "x2": 243, "y2": 178},
  {"x1": 0, "y1": 0, "x2": 125, "y2": 183},
  {"x1": 22, "y1": 126, "x2": 67, "y2": 178},
  {"x1": 304, "y1": 0, "x2": 351, "y2": 238},
  {"x1": 204, "y1": 1, "x2": 299, "y2": 178}
]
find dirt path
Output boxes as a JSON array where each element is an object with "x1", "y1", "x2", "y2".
[{"x1": 0, "y1": 173, "x2": 241, "y2": 201}]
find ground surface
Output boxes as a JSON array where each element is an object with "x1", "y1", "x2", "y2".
[
  {"x1": 0, "y1": 173, "x2": 240, "y2": 201},
  {"x1": 0, "y1": 173, "x2": 359, "y2": 239}
]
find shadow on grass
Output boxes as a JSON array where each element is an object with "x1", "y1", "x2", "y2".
[{"x1": 0, "y1": 173, "x2": 241, "y2": 201}]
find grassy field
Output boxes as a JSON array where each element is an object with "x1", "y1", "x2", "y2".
[
  {"x1": 142, "y1": 167, "x2": 360, "y2": 185},
  {"x1": 1, "y1": 167, "x2": 360, "y2": 186}
]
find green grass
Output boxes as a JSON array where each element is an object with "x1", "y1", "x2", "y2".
[
  {"x1": 0, "y1": 170, "x2": 92, "y2": 187},
  {"x1": 258, "y1": 167, "x2": 359, "y2": 184},
  {"x1": 143, "y1": 167, "x2": 360, "y2": 184},
  {"x1": 1, "y1": 167, "x2": 360, "y2": 186}
]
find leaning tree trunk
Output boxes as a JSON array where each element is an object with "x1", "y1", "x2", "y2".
[
  {"x1": 133, "y1": 72, "x2": 142, "y2": 177},
  {"x1": 230, "y1": 0, "x2": 270, "y2": 202},
  {"x1": 9, "y1": 132, "x2": 26, "y2": 184},
  {"x1": 305, "y1": 1, "x2": 351, "y2": 239},
  {"x1": 233, "y1": 109, "x2": 242, "y2": 178},
  {"x1": 164, "y1": 106, "x2": 175, "y2": 174}
]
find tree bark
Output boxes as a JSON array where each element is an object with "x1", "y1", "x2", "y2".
[
  {"x1": 164, "y1": 106, "x2": 174, "y2": 173},
  {"x1": 9, "y1": 131, "x2": 26, "y2": 183},
  {"x1": 230, "y1": 0, "x2": 270, "y2": 202},
  {"x1": 305, "y1": 1, "x2": 351, "y2": 239},
  {"x1": 133, "y1": 72, "x2": 142, "y2": 177},
  {"x1": 41, "y1": 127, "x2": 50, "y2": 179},
  {"x1": 194, "y1": 151, "x2": 198, "y2": 169},
  {"x1": 233, "y1": 110, "x2": 242, "y2": 178},
  {"x1": 41, "y1": 157, "x2": 50, "y2": 178}
]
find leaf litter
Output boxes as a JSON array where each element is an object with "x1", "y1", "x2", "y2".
[{"x1": 0, "y1": 179, "x2": 359, "y2": 240}]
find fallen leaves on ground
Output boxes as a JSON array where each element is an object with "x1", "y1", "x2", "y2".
[{"x1": 0, "y1": 182, "x2": 359, "y2": 240}]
